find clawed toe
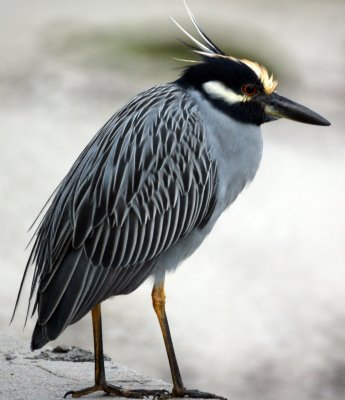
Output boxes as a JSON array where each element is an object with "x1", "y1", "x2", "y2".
[
  {"x1": 64, "y1": 385, "x2": 226, "y2": 399},
  {"x1": 151, "y1": 389, "x2": 227, "y2": 400},
  {"x1": 182, "y1": 389, "x2": 227, "y2": 399},
  {"x1": 130, "y1": 389, "x2": 170, "y2": 398},
  {"x1": 64, "y1": 384, "x2": 172, "y2": 399},
  {"x1": 64, "y1": 382, "x2": 133, "y2": 398}
]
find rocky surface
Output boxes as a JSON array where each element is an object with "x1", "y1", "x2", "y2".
[{"x1": 0, "y1": 332, "x2": 171, "y2": 400}]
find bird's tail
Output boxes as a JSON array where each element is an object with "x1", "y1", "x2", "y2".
[{"x1": 31, "y1": 323, "x2": 50, "y2": 350}]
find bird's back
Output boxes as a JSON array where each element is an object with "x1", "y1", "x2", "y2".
[{"x1": 22, "y1": 83, "x2": 219, "y2": 349}]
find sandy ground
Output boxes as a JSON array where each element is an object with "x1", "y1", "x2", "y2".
[{"x1": 1, "y1": 1, "x2": 345, "y2": 399}]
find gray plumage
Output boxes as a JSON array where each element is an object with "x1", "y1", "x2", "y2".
[
  {"x1": 13, "y1": 2, "x2": 287, "y2": 353},
  {"x1": 12, "y1": 6, "x2": 330, "y2": 400},
  {"x1": 25, "y1": 84, "x2": 211, "y2": 348},
  {"x1": 22, "y1": 80, "x2": 262, "y2": 350}
]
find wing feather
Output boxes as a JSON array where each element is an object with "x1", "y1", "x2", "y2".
[{"x1": 22, "y1": 84, "x2": 218, "y2": 346}]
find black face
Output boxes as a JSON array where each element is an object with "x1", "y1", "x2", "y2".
[{"x1": 176, "y1": 56, "x2": 271, "y2": 125}]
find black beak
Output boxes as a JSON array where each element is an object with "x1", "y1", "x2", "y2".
[{"x1": 260, "y1": 92, "x2": 331, "y2": 126}]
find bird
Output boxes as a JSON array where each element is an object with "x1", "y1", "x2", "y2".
[{"x1": 12, "y1": 2, "x2": 330, "y2": 399}]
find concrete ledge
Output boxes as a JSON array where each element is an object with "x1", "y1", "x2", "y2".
[{"x1": 0, "y1": 332, "x2": 171, "y2": 399}]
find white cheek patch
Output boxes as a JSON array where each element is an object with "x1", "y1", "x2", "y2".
[{"x1": 202, "y1": 81, "x2": 245, "y2": 105}]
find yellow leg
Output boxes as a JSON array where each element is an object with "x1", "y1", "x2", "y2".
[
  {"x1": 152, "y1": 281, "x2": 186, "y2": 396},
  {"x1": 65, "y1": 292, "x2": 226, "y2": 399},
  {"x1": 152, "y1": 281, "x2": 227, "y2": 400},
  {"x1": 65, "y1": 304, "x2": 167, "y2": 398},
  {"x1": 91, "y1": 303, "x2": 105, "y2": 385}
]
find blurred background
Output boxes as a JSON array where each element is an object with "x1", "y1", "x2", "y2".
[{"x1": 1, "y1": 0, "x2": 345, "y2": 399}]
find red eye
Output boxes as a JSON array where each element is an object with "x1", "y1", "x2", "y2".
[{"x1": 241, "y1": 84, "x2": 258, "y2": 97}]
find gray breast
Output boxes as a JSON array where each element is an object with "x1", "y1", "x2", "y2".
[
  {"x1": 152, "y1": 89, "x2": 263, "y2": 279},
  {"x1": 194, "y1": 89, "x2": 263, "y2": 217}
]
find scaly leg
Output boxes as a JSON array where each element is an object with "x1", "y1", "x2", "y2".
[
  {"x1": 152, "y1": 280, "x2": 227, "y2": 399},
  {"x1": 64, "y1": 303, "x2": 167, "y2": 398}
]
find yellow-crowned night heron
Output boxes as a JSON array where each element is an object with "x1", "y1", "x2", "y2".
[{"x1": 13, "y1": 2, "x2": 330, "y2": 399}]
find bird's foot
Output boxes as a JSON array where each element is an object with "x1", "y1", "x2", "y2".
[
  {"x1": 155, "y1": 389, "x2": 227, "y2": 400},
  {"x1": 64, "y1": 382, "x2": 127, "y2": 398},
  {"x1": 181, "y1": 389, "x2": 226, "y2": 399},
  {"x1": 126, "y1": 389, "x2": 170, "y2": 398},
  {"x1": 64, "y1": 382, "x2": 170, "y2": 398}
]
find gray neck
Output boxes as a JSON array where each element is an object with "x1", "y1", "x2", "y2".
[{"x1": 189, "y1": 88, "x2": 263, "y2": 219}]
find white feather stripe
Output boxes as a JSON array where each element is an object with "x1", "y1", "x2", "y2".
[{"x1": 202, "y1": 81, "x2": 245, "y2": 104}]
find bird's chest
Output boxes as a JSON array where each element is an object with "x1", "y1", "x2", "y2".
[
  {"x1": 202, "y1": 105, "x2": 263, "y2": 222},
  {"x1": 153, "y1": 119, "x2": 262, "y2": 277}
]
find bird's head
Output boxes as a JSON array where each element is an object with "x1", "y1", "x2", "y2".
[{"x1": 174, "y1": 3, "x2": 330, "y2": 127}]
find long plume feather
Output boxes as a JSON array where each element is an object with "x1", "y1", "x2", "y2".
[
  {"x1": 182, "y1": 0, "x2": 225, "y2": 55},
  {"x1": 170, "y1": 17, "x2": 212, "y2": 54},
  {"x1": 174, "y1": 1, "x2": 278, "y2": 94}
]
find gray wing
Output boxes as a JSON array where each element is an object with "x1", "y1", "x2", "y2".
[{"x1": 21, "y1": 84, "x2": 218, "y2": 348}]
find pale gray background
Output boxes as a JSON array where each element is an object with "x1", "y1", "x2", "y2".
[{"x1": 1, "y1": 1, "x2": 345, "y2": 399}]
